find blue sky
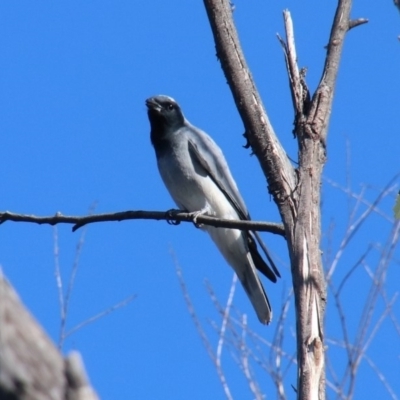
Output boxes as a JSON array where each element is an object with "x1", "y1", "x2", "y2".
[{"x1": 1, "y1": 1, "x2": 399, "y2": 399}]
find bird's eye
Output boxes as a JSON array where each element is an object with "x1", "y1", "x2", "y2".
[{"x1": 167, "y1": 103, "x2": 174, "y2": 111}]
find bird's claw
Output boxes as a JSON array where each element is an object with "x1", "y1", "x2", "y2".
[
  {"x1": 189, "y1": 210, "x2": 207, "y2": 228},
  {"x1": 165, "y1": 209, "x2": 180, "y2": 225}
]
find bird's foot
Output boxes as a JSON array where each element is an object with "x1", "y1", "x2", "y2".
[
  {"x1": 188, "y1": 207, "x2": 210, "y2": 228},
  {"x1": 165, "y1": 209, "x2": 181, "y2": 225}
]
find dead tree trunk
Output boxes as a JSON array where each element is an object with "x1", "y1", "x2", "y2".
[{"x1": 203, "y1": 0, "x2": 365, "y2": 398}]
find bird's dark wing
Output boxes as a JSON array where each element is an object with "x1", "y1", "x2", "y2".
[
  {"x1": 247, "y1": 232, "x2": 280, "y2": 281},
  {"x1": 253, "y1": 231, "x2": 281, "y2": 277},
  {"x1": 186, "y1": 124, "x2": 280, "y2": 281},
  {"x1": 186, "y1": 125, "x2": 250, "y2": 220}
]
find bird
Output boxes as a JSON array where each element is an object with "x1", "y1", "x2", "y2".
[{"x1": 146, "y1": 95, "x2": 280, "y2": 324}]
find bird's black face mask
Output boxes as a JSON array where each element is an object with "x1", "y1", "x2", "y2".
[{"x1": 146, "y1": 96, "x2": 184, "y2": 136}]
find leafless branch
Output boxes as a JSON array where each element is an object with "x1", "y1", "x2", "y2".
[
  {"x1": 337, "y1": 246, "x2": 373, "y2": 296},
  {"x1": 216, "y1": 274, "x2": 237, "y2": 363},
  {"x1": 326, "y1": 208, "x2": 400, "y2": 398},
  {"x1": 53, "y1": 203, "x2": 136, "y2": 348},
  {"x1": 173, "y1": 254, "x2": 233, "y2": 400},
  {"x1": 363, "y1": 353, "x2": 398, "y2": 400},
  {"x1": 348, "y1": 18, "x2": 369, "y2": 31},
  {"x1": 189, "y1": 276, "x2": 296, "y2": 398},
  {"x1": 324, "y1": 177, "x2": 396, "y2": 223},
  {"x1": 200, "y1": 1, "x2": 371, "y2": 398},
  {"x1": 206, "y1": 280, "x2": 296, "y2": 397},
  {"x1": 312, "y1": 1, "x2": 363, "y2": 142},
  {"x1": 203, "y1": 0, "x2": 297, "y2": 212},
  {"x1": 327, "y1": 174, "x2": 400, "y2": 280},
  {"x1": 238, "y1": 315, "x2": 264, "y2": 400},
  {"x1": 54, "y1": 223, "x2": 86, "y2": 349},
  {"x1": 0, "y1": 209, "x2": 285, "y2": 236},
  {"x1": 277, "y1": 10, "x2": 310, "y2": 136},
  {"x1": 55, "y1": 205, "x2": 94, "y2": 348},
  {"x1": 53, "y1": 226, "x2": 65, "y2": 342},
  {"x1": 269, "y1": 288, "x2": 293, "y2": 399},
  {"x1": 327, "y1": 245, "x2": 373, "y2": 391},
  {"x1": 64, "y1": 294, "x2": 136, "y2": 339}
]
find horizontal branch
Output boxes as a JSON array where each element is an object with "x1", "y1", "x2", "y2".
[{"x1": 0, "y1": 209, "x2": 286, "y2": 237}]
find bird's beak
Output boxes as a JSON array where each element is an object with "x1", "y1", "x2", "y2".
[{"x1": 145, "y1": 98, "x2": 161, "y2": 112}]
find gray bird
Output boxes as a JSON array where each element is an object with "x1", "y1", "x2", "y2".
[{"x1": 146, "y1": 95, "x2": 280, "y2": 324}]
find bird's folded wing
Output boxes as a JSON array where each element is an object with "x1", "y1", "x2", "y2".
[
  {"x1": 187, "y1": 131, "x2": 249, "y2": 221},
  {"x1": 187, "y1": 129, "x2": 280, "y2": 280}
]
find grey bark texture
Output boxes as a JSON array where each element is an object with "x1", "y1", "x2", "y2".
[
  {"x1": 0, "y1": 271, "x2": 98, "y2": 400},
  {"x1": 203, "y1": 0, "x2": 359, "y2": 398}
]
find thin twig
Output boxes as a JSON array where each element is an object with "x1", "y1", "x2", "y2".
[
  {"x1": 57, "y1": 203, "x2": 96, "y2": 348},
  {"x1": 238, "y1": 315, "x2": 264, "y2": 400},
  {"x1": 336, "y1": 245, "x2": 373, "y2": 295},
  {"x1": 348, "y1": 18, "x2": 369, "y2": 31},
  {"x1": 340, "y1": 219, "x2": 400, "y2": 397},
  {"x1": 53, "y1": 226, "x2": 65, "y2": 348},
  {"x1": 270, "y1": 287, "x2": 292, "y2": 399},
  {"x1": 327, "y1": 247, "x2": 374, "y2": 389},
  {"x1": 173, "y1": 255, "x2": 233, "y2": 400},
  {"x1": 324, "y1": 177, "x2": 396, "y2": 223},
  {"x1": 363, "y1": 353, "x2": 398, "y2": 400},
  {"x1": 59, "y1": 225, "x2": 89, "y2": 348},
  {"x1": 64, "y1": 294, "x2": 136, "y2": 339},
  {"x1": 361, "y1": 294, "x2": 397, "y2": 357},
  {"x1": 216, "y1": 274, "x2": 237, "y2": 363},
  {"x1": 327, "y1": 175, "x2": 400, "y2": 280}
]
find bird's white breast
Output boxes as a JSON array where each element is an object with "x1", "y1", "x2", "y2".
[
  {"x1": 157, "y1": 135, "x2": 247, "y2": 265},
  {"x1": 157, "y1": 139, "x2": 237, "y2": 220}
]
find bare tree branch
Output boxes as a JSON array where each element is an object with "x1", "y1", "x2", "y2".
[
  {"x1": 53, "y1": 205, "x2": 137, "y2": 349},
  {"x1": 202, "y1": 1, "x2": 370, "y2": 398},
  {"x1": 238, "y1": 315, "x2": 264, "y2": 400},
  {"x1": 54, "y1": 226, "x2": 65, "y2": 344},
  {"x1": 0, "y1": 209, "x2": 285, "y2": 236},
  {"x1": 64, "y1": 294, "x2": 136, "y2": 340},
  {"x1": 277, "y1": 10, "x2": 310, "y2": 137},
  {"x1": 326, "y1": 174, "x2": 399, "y2": 280},
  {"x1": 57, "y1": 222, "x2": 90, "y2": 349},
  {"x1": 216, "y1": 274, "x2": 237, "y2": 364},
  {"x1": 348, "y1": 18, "x2": 369, "y2": 31},
  {"x1": 269, "y1": 287, "x2": 293, "y2": 399},
  {"x1": 173, "y1": 254, "x2": 233, "y2": 400},
  {"x1": 324, "y1": 177, "x2": 397, "y2": 223},
  {"x1": 363, "y1": 353, "x2": 398, "y2": 400},
  {"x1": 312, "y1": 1, "x2": 365, "y2": 142},
  {"x1": 203, "y1": 0, "x2": 297, "y2": 217},
  {"x1": 326, "y1": 203, "x2": 400, "y2": 398}
]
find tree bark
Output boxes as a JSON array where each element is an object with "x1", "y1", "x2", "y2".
[
  {"x1": 0, "y1": 270, "x2": 98, "y2": 400},
  {"x1": 203, "y1": 0, "x2": 359, "y2": 398}
]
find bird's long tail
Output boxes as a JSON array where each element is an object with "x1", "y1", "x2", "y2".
[{"x1": 236, "y1": 253, "x2": 273, "y2": 325}]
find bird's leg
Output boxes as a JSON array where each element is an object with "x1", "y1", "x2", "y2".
[
  {"x1": 165, "y1": 209, "x2": 181, "y2": 225},
  {"x1": 188, "y1": 205, "x2": 212, "y2": 228}
]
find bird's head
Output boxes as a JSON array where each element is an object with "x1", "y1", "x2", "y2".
[{"x1": 146, "y1": 95, "x2": 185, "y2": 137}]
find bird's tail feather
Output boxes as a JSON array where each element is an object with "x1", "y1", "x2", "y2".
[
  {"x1": 253, "y1": 231, "x2": 281, "y2": 278},
  {"x1": 237, "y1": 254, "x2": 273, "y2": 325},
  {"x1": 247, "y1": 233, "x2": 278, "y2": 282}
]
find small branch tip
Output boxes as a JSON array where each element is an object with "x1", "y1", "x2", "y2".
[{"x1": 348, "y1": 18, "x2": 369, "y2": 31}]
